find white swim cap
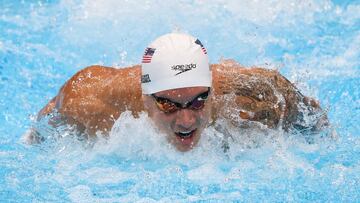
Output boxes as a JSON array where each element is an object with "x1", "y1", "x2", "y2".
[{"x1": 141, "y1": 33, "x2": 211, "y2": 94}]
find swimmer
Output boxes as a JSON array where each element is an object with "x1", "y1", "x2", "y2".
[{"x1": 24, "y1": 33, "x2": 328, "y2": 151}]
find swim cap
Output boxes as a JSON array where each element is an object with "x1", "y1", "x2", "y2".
[{"x1": 141, "y1": 33, "x2": 211, "y2": 94}]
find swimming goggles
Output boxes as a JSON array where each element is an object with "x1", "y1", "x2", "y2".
[{"x1": 151, "y1": 88, "x2": 210, "y2": 113}]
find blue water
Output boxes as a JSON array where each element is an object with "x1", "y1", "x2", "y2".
[{"x1": 1, "y1": 0, "x2": 359, "y2": 202}]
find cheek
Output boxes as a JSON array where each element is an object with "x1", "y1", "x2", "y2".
[
  {"x1": 199, "y1": 105, "x2": 211, "y2": 123},
  {"x1": 152, "y1": 112, "x2": 175, "y2": 131},
  {"x1": 198, "y1": 112, "x2": 210, "y2": 128}
]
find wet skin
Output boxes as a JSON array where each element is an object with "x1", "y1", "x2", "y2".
[
  {"x1": 25, "y1": 61, "x2": 329, "y2": 151},
  {"x1": 143, "y1": 87, "x2": 211, "y2": 152}
]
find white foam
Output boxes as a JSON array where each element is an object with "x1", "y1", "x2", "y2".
[
  {"x1": 92, "y1": 111, "x2": 228, "y2": 165},
  {"x1": 67, "y1": 185, "x2": 94, "y2": 203},
  {"x1": 222, "y1": 0, "x2": 327, "y2": 25},
  {"x1": 80, "y1": 167, "x2": 131, "y2": 184},
  {"x1": 64, "y1": 0, "x2": 326, "y2": 26},
  {"x1": 187, "y1": 163, "x2": 225, "y2": 183},
  {"x1": 339, "y1": 4, "x2": 360, "y2": 25},
  {"x1": 5, "y1": 0, "x2": 357, "y2": 200},
  {"x1": 0, "y1": 151, "x2": 8, "y2": 157},
  {"x1": 94, "y1": 111, "x2": 173, "y2": 158}
]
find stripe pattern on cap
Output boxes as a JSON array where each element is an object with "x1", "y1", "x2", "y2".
[
  {"x1": 142, "y1": 47, "x2": 156, "y2": 63},
  {"x1": 195, "y1": 39, "x2": 207, "y2": 55}
]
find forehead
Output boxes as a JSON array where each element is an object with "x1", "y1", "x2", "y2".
[{"x1": 154, "y1": 87, "x2": 209, "y2": 102}]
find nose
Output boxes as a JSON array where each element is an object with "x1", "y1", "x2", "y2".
[{"x1": 175, "y1": 109, "x2": 197, "y2": 130}]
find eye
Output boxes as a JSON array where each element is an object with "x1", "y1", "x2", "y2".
[
  {"x1": 197, "y1": 91, "x2": 210, "y2": 101},
  {"x1": 153, "y1": 96, "x2": 179, "y2": 113},
  {"x1": 190, "y1": 99, "x2": 205, "y2": 109},
  {"x1": 160, "y1": 101, "x2": 178, "y2": 113}
]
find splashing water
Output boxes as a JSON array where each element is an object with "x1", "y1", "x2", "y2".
[{"x1": 0, "y1": 0, "x2": 359, "y2": 202}]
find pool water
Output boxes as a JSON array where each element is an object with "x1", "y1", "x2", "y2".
[{"x1": 0, "y1": 0, "x2": 359, "y2": 202}]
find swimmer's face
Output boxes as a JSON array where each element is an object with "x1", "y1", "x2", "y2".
[{"x1": 143, "y1": 87, "x2": 211, "y2": 152}]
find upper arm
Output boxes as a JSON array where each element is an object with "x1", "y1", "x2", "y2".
[
  {"x1": 212, "y1": 65, "x2": 286, "y2": 128},
  {"x1": 31, "y1": 66, "x2": 106, "y2": 136},
  {"x1": 264, "y1": 69, "x2": 329, "y2": 132},
  {"x1": 53, "y1": 65, "x2": 143, "y2": 134},
  {"x1": 211, "y1": 63, "x2": 328, "y2": 132},
  {"x1": 54, "y1": 66, "x2": 117, "y2": 131}
]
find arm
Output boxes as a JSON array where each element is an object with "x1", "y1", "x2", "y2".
[
  {"x1": 23, "y1": 97, "x2": 58, "y2": 144},
  {"x1": 267, "y1": 70, "x2": 329, "y2": 133},
  {"x1": 211, "y1": 61, "x2": 328, "y2": 133},
  {"x1": 24, "y1": 65, "x2": 143, "y2": 144},
  {"x1": 23, "y1": 68, "x2": 93, "y2": 144}
]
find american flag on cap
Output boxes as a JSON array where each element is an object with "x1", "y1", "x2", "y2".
[
  {"x1": 195, "y1": 39, "x2": 207, "y2": 55},
  {"x1": 142, "y1": 47, "x2": 156, "y2": 63}
]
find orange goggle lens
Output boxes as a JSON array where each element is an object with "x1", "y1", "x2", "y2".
[{"x1": 152, "y1": 89, "x2": 209, "y2": 113}]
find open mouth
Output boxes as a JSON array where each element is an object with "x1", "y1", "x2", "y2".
[
  {"x1": 175, "y1": 129, "x2": 196, "y2": 139},
  {"x1": 173, "y1": 129, "x2": 199, "y2": 150}
]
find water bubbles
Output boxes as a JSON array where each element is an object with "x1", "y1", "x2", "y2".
[{"x1": 0, "y1": 0, "x2": 359, "y2": 201}]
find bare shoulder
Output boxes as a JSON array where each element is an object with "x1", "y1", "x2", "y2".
[
  {"x1": 53, "y1": 65, "x2": 143, "y2": 132},
  {"x1": 63, "y1": 65, "x2": 141, "y2": 89},
  {"x1": 210, "y1": 60, "x2": 328, "y2": 132},
  {"x1": 211, "y1": 60, "x2": 293, "y2": 91},
  {"x1": 57, "y1": 65, "x2": 140, "y2": 109},
  {"x1": 211, "y1": 60, "x2": 294, "y2": 103}
]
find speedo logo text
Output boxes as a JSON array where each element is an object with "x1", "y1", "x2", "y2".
[{"x1": 171, "y1": 63, "x2": 197, "y2": 75}]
